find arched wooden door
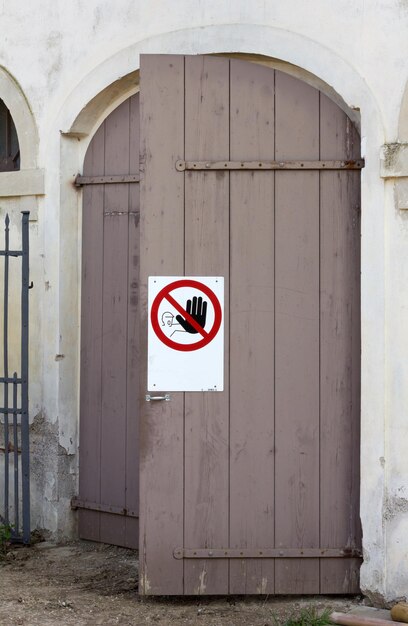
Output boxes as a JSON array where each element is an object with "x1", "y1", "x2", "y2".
[
  {"x1": 139, "y1": 56, "x2": 362, "y2": 595},
  {"x1": 78, "y1": 95, "x2": 140, "y2": 548}
]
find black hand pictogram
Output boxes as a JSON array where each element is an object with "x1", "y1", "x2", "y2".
[{"x1": 176, "y1": 296, "x2": 207, "y2": 333}]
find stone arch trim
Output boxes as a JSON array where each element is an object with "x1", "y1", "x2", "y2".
[
  {"x1": 63, "y1": 57, "x2": 361, "y2": 146},
  {"x1": 68, "y1": 71, "x2": 139, "y2": 141},
  {"x1": 0, "y1": 66, "x2": 44, "y2": 196},
  {"x1": 59, "y1": 25, "x2": 383, "y2": 149}
]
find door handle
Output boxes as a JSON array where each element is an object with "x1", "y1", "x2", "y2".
[{"x1": 145, "y1": 394, "x2": 171, "y2": 402}]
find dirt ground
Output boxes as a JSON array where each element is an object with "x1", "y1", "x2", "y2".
[{"x1": 0, "y1": 540, "x2": 364, "y2": 626}]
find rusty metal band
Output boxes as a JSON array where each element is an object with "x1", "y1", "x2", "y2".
[
  {"x1": 173, "y1": 547, "x2": 362, "y2": 560},
  {"x1": 176, "y1": 159, "x2": 364, "y2": 171},
  {"x1": 70, "y1": 497, "x2": 138, "y2": 518},
  {"x1": 75, "y1": 174, "x2": 140, "y2": 186}
]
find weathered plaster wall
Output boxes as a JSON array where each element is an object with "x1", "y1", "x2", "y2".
[
  {"x1": 0, "y1": 0, "x2": 407, "y2": 603},
  {"x1": 378, "y1": 79, "x2": 408, "y2": 603}
]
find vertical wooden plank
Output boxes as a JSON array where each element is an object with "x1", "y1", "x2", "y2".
[
  {"x1": 125, "y1": 93, "x2": 140, "y2": 548},
  {"x1": 319, "y1": 93, "x2": 361, "y2": 592},
  {"x1": 99, "y1": 100, "x2": 130, "y2": 545},
  {"x1": 274, "y1": 71, "x2": 320, "y2": 594},
  {"x1": 184, "y1": 55, "x2": 230, "y2": 595},
  {"x1": 79, "y1": 123, "x2": 105, "y2": 542},
  {"x1": 229, "y1": 59, "x2": 275, "y2": 595},
  {"x1": 139, "y1": 55, "x2": 185, "y2": 595}
]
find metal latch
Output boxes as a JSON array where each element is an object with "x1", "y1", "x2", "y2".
[{"x1": 145, "y1": 394, "x2": 171, "y2": 402}]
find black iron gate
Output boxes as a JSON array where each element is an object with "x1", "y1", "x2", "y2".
[{"x1": 0, "y1": 211, "x2": 30, "y2": 543}]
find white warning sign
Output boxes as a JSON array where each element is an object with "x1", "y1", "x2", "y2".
[{"x1": 148, "y1": 276, "x2": 224, "y2": 391}]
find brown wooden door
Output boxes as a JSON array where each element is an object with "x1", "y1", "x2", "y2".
[
  {"x1": 139, "y1": 55, "x2": 362, "y2": 595},
  {"x1": 79, "y1": 95, "x2": 140, "y2": 548}
]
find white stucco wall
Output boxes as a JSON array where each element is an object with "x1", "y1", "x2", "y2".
[{"x1": 0, "y1": 0, "x2": 407, "y2": 603}]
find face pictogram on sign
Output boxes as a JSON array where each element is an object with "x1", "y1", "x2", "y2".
[{"x1": 161, "y1": 296, "x2": 208, "y2": 337}]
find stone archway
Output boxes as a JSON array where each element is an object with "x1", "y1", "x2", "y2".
[{"x1": 56, "y1": 27, "x2": 385, "y2": 598}]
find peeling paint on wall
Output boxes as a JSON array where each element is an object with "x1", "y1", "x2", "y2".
[
  {"x1": 29, "y1": 412, "x2": 76, "y2": 540},
  {"x1": 382, "y1": 143, "x2": 401, "y2": 170},
  {"x1": 384, "y1": 495, "x2": 408, "y2": 521}
]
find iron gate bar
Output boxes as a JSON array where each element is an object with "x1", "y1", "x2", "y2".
[
  {"x1": 75, "y1": 174, "x2": 140, "y2": 186},
  {"x1": 3, "y1": 214, "x2": 9, "y2": 525},
  {"x1": 0, "y1": 251, "x2": 23, "y2": 257},
  {"x1": 176, "y1": 159, "x2": 365, "y2": 171},
  {"x1": 21, "y1": 211, "x2": 30, "y2": 544},
  {"x1": 173, "y1": 547, "x2": 363, "y2": 559},
  {"x1": 13, "y1": 372, "x2": 19, "y2": 533},
  {"x1": 0, "y1": 211, "x2": 30, "y2": 544}
]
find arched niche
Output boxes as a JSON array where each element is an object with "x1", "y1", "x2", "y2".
[
  {"x1": 0, "y1": 98, "x2": 20, "y2": 171},
  {"x1": 0, "y1": 66, "x2": 44, "y2": 196}
]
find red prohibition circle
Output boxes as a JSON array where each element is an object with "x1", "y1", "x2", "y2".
[{"x1": 150, "y1": 279, "x2": 222, "y2": 352}]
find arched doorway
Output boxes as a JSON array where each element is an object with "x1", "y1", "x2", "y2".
[{"x1": 79, "y1": 55, "x2": 362, "y2": 593}]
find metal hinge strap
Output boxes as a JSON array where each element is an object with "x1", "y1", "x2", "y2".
[
  {"x1": 176, "y1": 160, "x2": 364, "y2": 171},
  {"x1": 70, "y1": 497, "x2": 138, "y2": 518},
  {"x1": 75, "y1": 174, "x2": 140, "y2": 186},
  {"x1": 173, "y1": 547, "x2": 362, "y2": 560}
]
